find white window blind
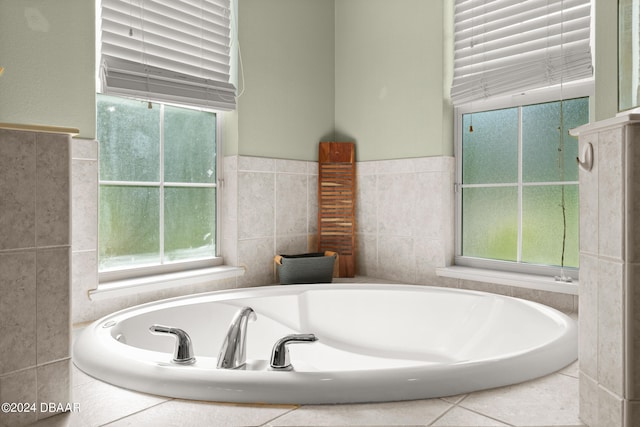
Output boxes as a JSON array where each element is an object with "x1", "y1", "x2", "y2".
[
  {"x1": 99, "y1": 0, "x2": 236, "y2": 111},
  {"x1": 451, "y1": 0, "x2": 593, "y2": 105}
]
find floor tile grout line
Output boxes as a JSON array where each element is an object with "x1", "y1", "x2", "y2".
[
  {"x1": 425, "y1": 401, "x2": 457, "y2": 426},
  {"x1": 435, "y1": 393, "x2": 519, "y2": 427},
  {"x1": 98, "y1": 398, "x2": 176, "y2": 426},
  {"x1": 558, "y1": 371, "x2": 579, "y2": 380},
  {"x1": 256, "y1": 404, "x2": 301, "y2": 427},
  {"x1": 454, "y1": 402, "x2": 517, "y2": 427}
]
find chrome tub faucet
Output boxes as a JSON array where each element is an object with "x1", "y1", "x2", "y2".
[
  {"x1": 217, "y1": 306, "x2": 256, "y2": 369},
  {"x1": 149, "y1": 325, "x2": 196, "y2": 365},
  {"x1": 270, "y1": 333, "x2": 318, "y2": 371}
]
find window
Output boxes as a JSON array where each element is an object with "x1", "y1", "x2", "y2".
[
  {"x1": 96, "y1": 0, "x2": 234, "y2": 280},
  {"x1": 451, "y1": 0, "x2": 593, "y2": 279},
  {"x1": 97, "y1": 94, "x2": 220, "y2": 276},
  {"x1": 455, "y1": 90, "x2": 589, "y2": 277}
]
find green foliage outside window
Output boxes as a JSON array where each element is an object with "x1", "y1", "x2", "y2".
[
  {"x1": 461, "y1": 97, "x2": 588, "y2": 269},
  {"x1": 97, "y1": 95, "x2": 217, "y2": 272}
]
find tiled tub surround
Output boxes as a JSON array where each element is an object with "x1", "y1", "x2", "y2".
[
  {"x1": 356, "y1": 157, "x2": 455, "y2": 284},
  {"x1": 0, "y1": 126, "x2": 73, "y2": 426},
  {"x1": 222, "y1": 155, "x2": 459, "y2": 291},
  {"x1": 221, "y1": 156, "x2": 458, "y2": 288},
  {"x1": 73, "y1": 153, "x2": 577, "y2": 325},
  {"x1": 572, "y1": 113, "x2": 640, "y2": 427},
  {"x1": 222, "y1": 156, "x2": 320, "y2": 287}
]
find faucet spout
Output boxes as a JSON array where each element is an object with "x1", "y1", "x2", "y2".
[{"x1": 216, "y1": 306, "x2": 256, "y2": 369}]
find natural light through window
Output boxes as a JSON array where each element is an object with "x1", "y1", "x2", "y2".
[
  {"x1": 457, "y1": 96, "x2": 589, "y2": 275},
  {"x1": 97, "y1": 94, "x2": 218, "y2": 273}
]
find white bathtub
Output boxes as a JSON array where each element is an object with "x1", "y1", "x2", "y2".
[{"x1": 73, "y1": 283, "x2": 577, "y2": 404}]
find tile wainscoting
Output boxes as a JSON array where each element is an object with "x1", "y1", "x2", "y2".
[
  {"x1": 571, "y1": 113, "x2": 640, "y2": 427},
  {"x1": 0, "y1": 126, "x2": 73, "y2": 427},
  {"x1": 222, "y1": 155, "x2": 457, "y2": 290},
  {"x1": 72, "y1": 153, "x2": 577, "y2": 325},
  {"x1": 222, "y1": 155, "x2": 576, "y2": 312}
]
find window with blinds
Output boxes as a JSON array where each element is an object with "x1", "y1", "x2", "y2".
[
  {"x1": 450, "y1": 0, "x2": 593, "y2": 105},
  {"x1": 99, "y1": 0, "x2": 236, "y2": 111}
]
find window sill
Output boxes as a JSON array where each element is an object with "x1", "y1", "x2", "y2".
[
  {"x1": 90, "y1": 265, "x2": 245, "y2": 301},
  {"x1": 435, "y1": 266, "x2": 579, "y2": 295}
]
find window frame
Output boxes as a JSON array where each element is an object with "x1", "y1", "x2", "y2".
[
  {"x1": 97, "y1": 98, "x2": 224, "y2": 284},
  {"x1": 453, "y1": 81, "x2": 593, "y2": 279}
]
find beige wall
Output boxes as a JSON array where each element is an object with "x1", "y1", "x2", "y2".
[
  {"x1": 233, "y1": 0, "x2": 453, "y2": 161},
  {"x1": 0, "y1": 0, "x2": 95, "y2": 138},
  {"x1": 594, "y1": 0, "x2": 619, "y2": 121},
  {"x1": 0, "y1": 0, "x2": 621, "y2": 156},
  {"x1": 335, "y1": 0, "x2": 452, "y2": 160},
  {"x1": 233, "y1": 0, "x2": 335, "y2": 161}
]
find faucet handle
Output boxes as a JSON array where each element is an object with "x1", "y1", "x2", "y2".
[
  {"x1": 149, "y1": 325, "x2": 196, "y2": 365},
  {"x1": 270, "y1": 333, "x2": 318, "y2": 371}
]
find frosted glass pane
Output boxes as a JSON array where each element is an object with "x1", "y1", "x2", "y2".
[
  {"x1": 522, "y1": 185, "x2": 579, "y2": 268},
  {"x1": 462, "y1": 107, "x2": 518, "y2": 184},
  {"x1": 97, "y1": 95, "x2": 160, "y2": 182},
  {"x1": 522, "y1": 98, "x2": 588, "y2": 183},
  {"x1": 462, "y1": 187, "x2": 518, "y2": 261},
  {"x1": 164, "y1": 187, "x2": 216, "y2": 262},
  {"x1": 99, "y1": 186, "x2": 160, "y2": 270},
  {"x1": 164, "y1": 106, "x2": 216, "y2": 183}
]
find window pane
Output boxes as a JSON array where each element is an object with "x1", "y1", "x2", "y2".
[
  {"x1": 462, "y1": 187, "x2": 518, "y2": 261},
  {"x1": 522, "y1": 185, "x2": 579, "y2": 268},
  {"x1": 164, "y1": 187, "x2": 216, "y2": 262},
  {"x1": 462, "y1": 107, "x2": 519, "y2": 184},
  {"x1": 522, "y1": 98, "x2": 587, "y2": 183},
  {"x1": 99, "y1": 186, "x2": 160, "y2": 270},
  {"x1": 97, "y1": 95, "x2": 160, "y2": 182},
  {"x1": 164, "y1": 106, "x2": 216, "y2": 184}
]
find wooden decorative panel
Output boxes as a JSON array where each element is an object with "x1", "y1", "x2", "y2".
[{"x1": 318, "y1": 142, "x2": 356, "y2": 277}]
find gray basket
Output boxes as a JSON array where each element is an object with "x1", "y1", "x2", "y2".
[{"x1": 275, "y1": 252, "x2": 337, "y2": 284}]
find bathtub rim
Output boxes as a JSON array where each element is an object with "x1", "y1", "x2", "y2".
[{"x1": 72, "y1": 282, "x2": 578, "y2": 404}]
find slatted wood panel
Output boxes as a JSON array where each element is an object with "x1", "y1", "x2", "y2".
[{"x1": 318, "y1": 142, "x2": 356, "y2": 277}]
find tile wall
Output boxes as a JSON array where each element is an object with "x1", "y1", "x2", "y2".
[
  {"x1": 70, "y1": 139, "x2": 99, "y2": 323},
  {"x1": 573, "y1": 114, "x2": 640, "y2": 427},
  {"x1": 0, "y1": 128, "x2": 71, "y2": 427},
  {"x1": 222, "y1": 155, "x2": 458, "y2": 291},
  {"x1": 355, "y1": 156, "x2": 456, "y2": 285},
  {"x1": 222, "y1": 156, "x2": 319, "y2": 286},
  {"x1": 221, "y1": 155, "x2": 457, "y2": 289},
  {"x1": 220, "y1": 155, "x2": 577, "y2": 312},
  {"x1": 70, "y1": 149, "x2": 579, "y2": 316}
]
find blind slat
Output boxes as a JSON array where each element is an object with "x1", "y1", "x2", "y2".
[
  {"x1": 455, "y1": 26, "x2": 591, "y2": 72},
  {"x1": 101, "y1": 5, "x2": 230, "y2": 42},
  {"x1": 451, "y1": 45, "x2": 593, "y2": 104},
  {"x1": 455, "y1": 4, "x2": 590, "y2": 53},
  {"x1": 101, "y1": 27, "x2": 231, "y2": 74},
  {"x1": 101, "y1": 55, "x2": 236, "y2": 111},
  {"x1": 100, "y1": 0, "x2": 235, "y2": 111},
  {"x1": 451, "y1": 0, "x2": 593, "y2": 105}
]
